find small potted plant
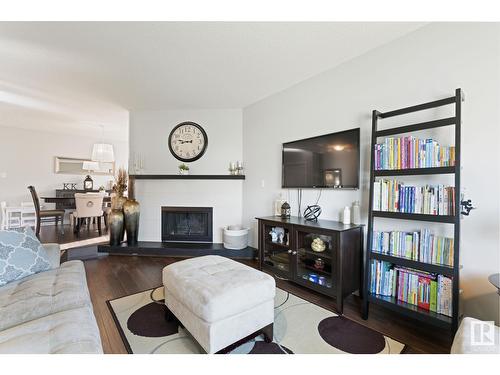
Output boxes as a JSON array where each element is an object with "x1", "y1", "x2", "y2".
[{"x1": 178, "y1": 163, "x2": 190, "y2": 175}]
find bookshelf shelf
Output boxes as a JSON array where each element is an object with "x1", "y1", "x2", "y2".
[
  {"x1": 370, "y1": 252, "x2": 454, "y2": 277},
  {"x1": 363, "y1": 89, "x2": 462, "y2": 333},
  {"x1": 378, "y1": 97, "x2": 455, "y2": 119},
  {"x1": 373, "y1": 166, "x2": 456, "y2": 177},
  {"x1": 375, "y1": 116, "x2": 456, "y2": 137},
  {"x1": 371, "y1": 211, "x2": 456, "y2": 223},
  {"x1": 368, "y1": 295, "x2": 453, "y2": 329}
]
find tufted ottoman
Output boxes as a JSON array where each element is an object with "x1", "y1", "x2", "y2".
[{"x1": 162, "y1": 255, "x2": 276, "y2": 353}]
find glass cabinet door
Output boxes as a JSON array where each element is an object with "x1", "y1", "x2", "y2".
[
  {"x1": 261, "y1": 222, "x2": 292, "y2": 276},
  {"x1": 294, "y1": 230, "x2": 335, "y2": 291}
]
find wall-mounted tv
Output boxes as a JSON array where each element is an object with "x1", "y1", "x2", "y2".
[{"x1": 282, "y1": 128, "x2": 360, "y2": 189}]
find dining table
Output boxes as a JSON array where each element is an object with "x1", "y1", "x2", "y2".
[{"x1": 41, "y1": 196, "x2": 112, "y2": 209}]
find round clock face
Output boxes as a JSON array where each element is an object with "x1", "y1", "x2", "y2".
[{"x1": 168, "y1": 122, "x2": 208, "y2": 162}]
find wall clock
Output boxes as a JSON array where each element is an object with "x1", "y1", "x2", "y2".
[{"x1": 168, "y1": 122, "x2": 208, "y2": 162}]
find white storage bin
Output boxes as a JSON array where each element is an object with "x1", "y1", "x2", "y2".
[{"x1": 223, "y1": 225, "x2": 249, "y2": 250}]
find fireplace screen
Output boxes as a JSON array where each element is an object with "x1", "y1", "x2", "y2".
[{"x1": 161, "y1": 207, "x2": 213, "y2": 242}]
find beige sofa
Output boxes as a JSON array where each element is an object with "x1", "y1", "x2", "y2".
[{"x1": 0, "y1": 244, "x2": 103, "y2": 353}]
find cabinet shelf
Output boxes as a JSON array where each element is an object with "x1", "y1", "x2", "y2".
[
  {"x1": 296, "y1": 275, "x2": 333, "y2": 290},
  {"x1": 298, "y1": 264, "x2": 332, "y2": 277},
  {"x1": 265, "y1": 240, "x2": 290, "y2": 249},
  {"x1": 370, "y1": 252, "x2": 454, "y2": 277},
  {"x1": 299, "y1": 248, "x2": 332, "y2": 259}
]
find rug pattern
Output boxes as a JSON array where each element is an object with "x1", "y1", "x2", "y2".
[{"x1": 108, "y1": 287, "x2": 405, "y2": 354}]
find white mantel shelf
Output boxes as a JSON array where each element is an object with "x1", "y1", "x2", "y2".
[{"x1": 129, "y1": 174, "x2": 245, "y2": 180}]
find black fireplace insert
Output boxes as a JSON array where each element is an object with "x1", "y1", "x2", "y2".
[{"x1": 161, "y1": 206, "x2": 213, "y2": 243}]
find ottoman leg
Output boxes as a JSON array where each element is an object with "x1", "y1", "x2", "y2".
[{"x1": 262, "y1": 323, "x2": 274, "y2": 343}]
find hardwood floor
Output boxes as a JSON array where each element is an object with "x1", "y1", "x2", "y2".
[
  {"x1": 39, "y1": 223, "x2": 107, "y2": 244},
  {"x1": 83, "y1": 254, "x2": 453, "y2": 354}
]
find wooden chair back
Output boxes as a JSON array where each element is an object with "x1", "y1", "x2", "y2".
[{"x1": 27, "y1": 186, "x2": 41, "y2": 216}]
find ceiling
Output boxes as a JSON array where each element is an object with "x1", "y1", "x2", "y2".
[{"x1": 0, "y1": 22, "x2": 425, "y2": 134}]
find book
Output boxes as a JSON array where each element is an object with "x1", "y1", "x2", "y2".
[
  {"x1": 437, "y1": 275, "x2": 453, "y2": 317},
  {"x1": 370, "y1": 260, "x2": 452, "y2": 315},
  {"x1": 373, "y1": 179, "x2": 455, "y2": 216},
  {"x1": 430, "y1": 280, "x2": 438, "y2": 312},
  {"x1": 373, "y1": 229, "x2": 453, "y2": 266},
  {"x1": 418, "y1": 276, "x2": 431, "y2": 310},
  {"x1": 374, "y1": 136, "x2": 455, "y2": 170}
]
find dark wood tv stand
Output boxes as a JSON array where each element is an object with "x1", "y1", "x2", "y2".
[{"x1": 256, "y1": 216, "x2": 363, "y2": 314}]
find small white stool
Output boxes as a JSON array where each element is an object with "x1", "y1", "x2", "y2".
[{"x1": 162, "y1": 255, "x2": 276, "y2": 353}]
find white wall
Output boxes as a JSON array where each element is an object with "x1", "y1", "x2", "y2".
[
  {"x1": 0, "y1": 125, "x2": 128, "y2": 212},
  {"x1": 129, "y1": 109, "x2": 243, "y2": 241},
  {"x1": 242, "y1": 23, "x2": 500, "y2": 323},
  {"x1": 129, "y1": 109, "x2": 242, "y2": 174},
  {"x1": 134, "y1": 180, "x2": 242, "y2": 242}
]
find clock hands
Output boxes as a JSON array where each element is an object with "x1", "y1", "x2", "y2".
[{"x1": 178, "y1": 140, "x2": 193, "y2": 144}]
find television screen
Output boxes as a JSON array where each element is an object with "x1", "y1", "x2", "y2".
[{"x1": 282, "y1": 128, "x2": 360, "y2": 189}]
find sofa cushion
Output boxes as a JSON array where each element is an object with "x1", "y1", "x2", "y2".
[
  {"x1": 42, "y1": 243, "x2": 61, "y2": 269},
  {"x1": 0, "y1": 260, "x2": 91, "y2": 331},
  {"x1": 0, "y1": 305, "x2": 103, "y2": 354},
  {"x1": 0, "y1": 227, "x2": 51, "y2": 286},
  {"x1": 162, "y1": 255, "x2": 275, "y2": 323}
]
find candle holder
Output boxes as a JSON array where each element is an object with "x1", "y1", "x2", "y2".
[
  {"x1": 229, "y1": 161, "x2": 237, "y2": 175},
  {"x1": 236, "y1": 161, "x2": 244, "y2": 175}
]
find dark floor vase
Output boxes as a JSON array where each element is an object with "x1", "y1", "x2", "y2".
[
  {"x1": 123, "y1": 199, "x2": 140, "y2": 246},
  {"x1": 109, "y1": 209, "x2": 125, "y2": 246}
]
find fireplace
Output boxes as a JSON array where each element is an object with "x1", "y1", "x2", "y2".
[{"x1": 161, "y1": 206, "x2": 213, "y2": 243}]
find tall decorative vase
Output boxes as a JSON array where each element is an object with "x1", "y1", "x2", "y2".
[
  {"x1": 109, "y1": 209, "x2": 125, "y2": 246},
  {"x1": 113, "y1": 195, "x2": 127, "y2": 211},
  {"x1": 123, "y1": 198, "x2": 140, "y2": 246},
  {"x1": 109, "y1": 193, "x2": 127, "y2": 245}
]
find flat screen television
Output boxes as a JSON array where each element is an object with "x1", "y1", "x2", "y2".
[{"x1": 282, "y1": 128, "x2": 360, "y2": 189}]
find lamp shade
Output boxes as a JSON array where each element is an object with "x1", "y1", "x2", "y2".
[
  {"x1": 91, "y1": 143, "x2": 115, "y2": 162},
  {"x1": 82, "y1": 161, "x2": 100, "y2": 171}
]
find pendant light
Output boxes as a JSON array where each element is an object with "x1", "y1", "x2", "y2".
[{"x1": 92, "y1": 125, "x2": 115, "y2": 163}]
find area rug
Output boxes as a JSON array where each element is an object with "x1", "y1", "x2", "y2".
[{"x1": 107, "y1": 287, "x2": 406, "y2": 354}]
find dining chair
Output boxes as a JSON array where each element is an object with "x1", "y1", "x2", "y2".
[
  {"x1": 73, "y1": 193, "x2": 105, "y2": 235},
  {"x1": 20, "y1": 201, "x2": 37, "y2": 228},
  {"x1": 28, "y1": 186, "x2": 65, "y2": 237}
]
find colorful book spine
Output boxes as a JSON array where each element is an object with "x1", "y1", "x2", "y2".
[
  {"x1": 370, "y1": 260, "x2": 452, "y2": 317},
  {"x1": 430, "y1": 280, "x2": 438, "y2": 312},
  {"x1": 374, "y1": 136, "x2": 455, "y2": 170},
  {"x1": 437, "y1": 275, "x2": 453, "y2": 317},
  {"x1": 372, "y1": 229, "x2": 453, "y2": 266},
  {"x1": 372, "y1": 179, "x2": 455, "y2": 216}
]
